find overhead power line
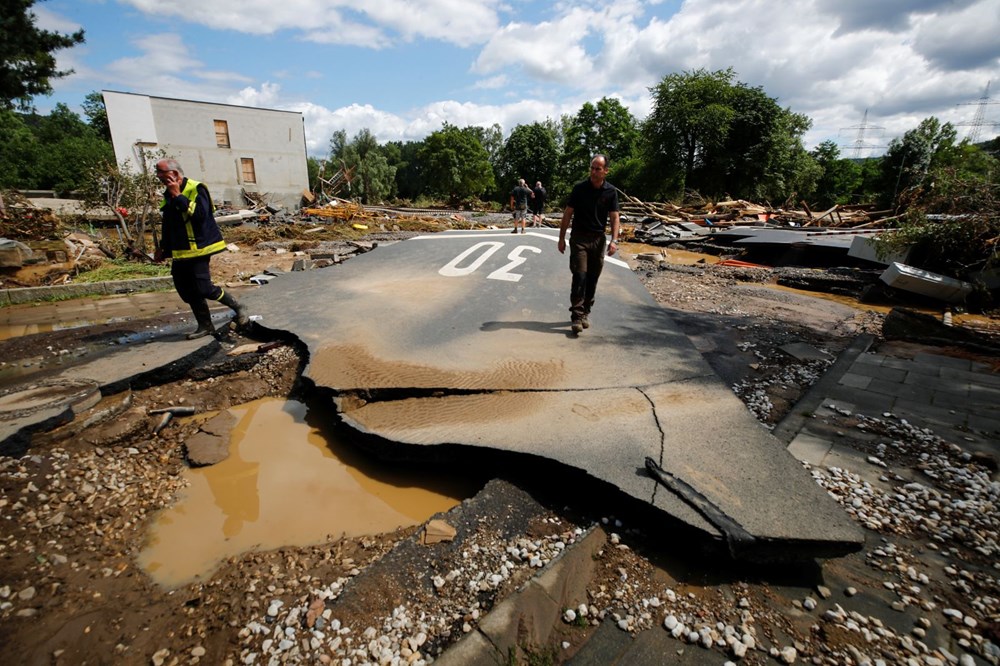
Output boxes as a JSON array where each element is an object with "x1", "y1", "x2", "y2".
[
  {"x1": 840, "y1": 109, "x2": 886, "y2": 158},
  {"x1": 956, "y1": 81, "x2": 1000, "y2": 144}
]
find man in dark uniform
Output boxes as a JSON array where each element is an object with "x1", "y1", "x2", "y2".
[
  {"x1": 557, "y1": 154, "x2": 620, "y2": 335},
  {"x1": 531, "y1": 180, "x2": 546, "y2": 227},
  {"x1": 154, "y1": 158, "x2": 249, "y2": 339}
]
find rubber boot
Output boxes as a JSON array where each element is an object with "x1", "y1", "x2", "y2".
[
  {"x1": 186, "y1": 300, "x2": 216, "y2": 340},
  {"x1": 218, "y1": 290, "x2": 250, "y2": 327}
]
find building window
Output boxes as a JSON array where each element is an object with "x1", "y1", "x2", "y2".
[
  {"x1": 214, "y1": 120, "x2": 230, "y2": 148},
  {"x1": 240, "y1": 158, "x2": 256, "y2": 184}
]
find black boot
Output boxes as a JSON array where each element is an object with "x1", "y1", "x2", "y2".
[
  {"x1": 218, "y1": 290, "x2": 249, "y2": 327},
  {"x1": 186, "y1": 300, "x2": 215, "y2": 340}
]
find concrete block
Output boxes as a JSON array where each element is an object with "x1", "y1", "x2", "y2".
[
  {"x1": 942, "y1": 366, "x2": 1000, "y2": 388},
  {"x1": 913, "y1": 352, "x2": 973, "y2": 370},
  {"x1": 787, "y1": 432, "x2": 833, "y2": 466},
  {"x1": 439, "y1": 527, "x2": 607, "y2": 666},
  {"x1": 853, "y1": 353, "x2": 885, "y2": 367},
  {"x1": 838, "y1": 373, "x2": 872, "y2": 390},
  {"x1": 849, "y1": 364, "x2": 907, "y2": 383}
]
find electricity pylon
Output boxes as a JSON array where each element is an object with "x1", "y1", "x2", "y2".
[
  {"x1": 840, "y1": 109, "x2": 885, "y2": 158},
  {"x1": 957, "y1": 81, "x2": 999, "y2": 144}
]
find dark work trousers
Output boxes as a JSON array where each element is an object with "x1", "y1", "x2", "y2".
[
  {"x1": 568, "y1": 232, "x2": 606, "y2": 321},
  {"x1": 171, "y1": 255, "x2": 223, "y2": 304}
]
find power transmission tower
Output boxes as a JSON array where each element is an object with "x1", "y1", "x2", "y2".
[
  {"x1": 957, "y1": 81, "x2": 1000, "y2": 144},
  {"x1": 840, "y1": 109, "x2": 885, "y2": 158}
]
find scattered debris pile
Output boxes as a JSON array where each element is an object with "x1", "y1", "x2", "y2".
[
  {"x1": 623, "y1": 193, "x2": 890, "y2": 239},
  {"x1": 301, "y1": 198, "x2": 476, "y2": 231},
  {"x1": 0, "y1": 191, "x2": 60, "y2": 241}
]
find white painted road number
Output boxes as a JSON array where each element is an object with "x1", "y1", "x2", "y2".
[{"x1": 438, "y1": 242, "x2": 542, "y2": 282}]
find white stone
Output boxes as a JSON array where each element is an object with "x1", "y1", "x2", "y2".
[{"x1": 780, "y1": 646, "x2": 798, "y2": 664}]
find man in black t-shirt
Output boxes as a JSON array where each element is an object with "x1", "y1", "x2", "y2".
[
  {"x1": 557, "y1": 155, "x2": 620, "y2": 334},
  {"x1": 509, "y1": 179, "x2": 533, "y2": 234},
  {"x1": 531, "y1": 181, "x2": 546, "y2": 227}
]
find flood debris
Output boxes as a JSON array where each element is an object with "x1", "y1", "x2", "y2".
[
  {"x1": 184, "y1": 409, "x2": 238, "y2": 467},
  {"x1": 148, "y1": 406, "x2": 198, "y2": 416},
  {"x1": 421, "y1": 519, "x2": 457, "y2": 545},
  {"x1": 881, "y1": 261, "x2": 974, "y2": 303},
  {"x1": 152, "y1": 412, "x2": 172, "y2": 435}
]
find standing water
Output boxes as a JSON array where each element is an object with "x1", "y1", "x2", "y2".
[{"x1": 138, "y1": 397, "x2": 477, "y2": 587}]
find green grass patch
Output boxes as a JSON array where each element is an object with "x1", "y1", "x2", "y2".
[{"x1": 73, "y1": 259, "x2": 171, "y2": 283}]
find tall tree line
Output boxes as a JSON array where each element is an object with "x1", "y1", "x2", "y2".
[{"x1": 2, "y1": 70, "x2": 997, "y2": 217}]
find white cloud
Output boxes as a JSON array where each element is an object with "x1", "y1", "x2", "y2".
[
  {"x1": 229, "y1": 83, "x2": 283, "y2": 108},
  {"x1": 579, "y1": 0, "x2": 1000, "y2": 149},
  {"x1": 101, "y1": 33, "x2": 252, "y2": 104},
  {"x1": 910, "y1": 1, "x2": 1000, "y2": 71},
  {"x1": 38, "y1": 0, "x2": 1000, "y2": 158},
  {"x1": 474, "y1": 75, "x2": 509, "y2": 90},
  {"x1": 474, "y1": 16, "x2": 593, "y2": 82},
  {"x1": 120, "y1": 0, "x2": 500, "y2": 48},
  {"x1": 31, "y1": 4, "x2": 84, "y2": 34}
]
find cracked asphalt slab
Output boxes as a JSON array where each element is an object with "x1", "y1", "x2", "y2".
[{"x1": 242, "y1": 229, "x2": 863, "y2": 558}]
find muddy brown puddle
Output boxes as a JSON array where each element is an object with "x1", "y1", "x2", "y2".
[{"x1": 138, "y1": 397, "x2": 479, "y2": 588}]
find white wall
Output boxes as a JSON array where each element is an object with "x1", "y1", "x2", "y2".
[
  {"x1": 104, "y1": 92, "x2": 157, "y2": 169},
  {"x1": 102, "y1": 91, "x2": 309, "y2": 209}
]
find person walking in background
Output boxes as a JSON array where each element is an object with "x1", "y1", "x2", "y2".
[
  {"x1": 154, "y1": 158, "x2": 249, "y2": 339},
  {"x1": 557, "y1": 155, "x2": 620, "y2": 335},
  {"x1": 531, "y1": 180, "x2": 546, "y2": 227},
  {"x1": 509, "y1": 178, "x2": 533, "y2": 234}
]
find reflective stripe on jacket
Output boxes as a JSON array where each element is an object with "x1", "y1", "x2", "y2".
[{"x1": 159, "y1": 178, "x2": 226, "y2": 260}]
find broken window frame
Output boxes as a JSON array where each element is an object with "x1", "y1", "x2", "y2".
[
  {"x1": 214, "y1": 120, "x2": 231, "y2": 148},
  {"x1": 240, "y1": 158, "x2": 257, "y2": 184}
]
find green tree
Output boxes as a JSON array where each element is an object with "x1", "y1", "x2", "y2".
[
  {"x1": 82, "y1": 90, "x2": 110, "y2": 141},
  {"x1": 644, "y1": 68, "x2": 813, "y2": 202},
  {"x1": 644, "y1": 68, "x2": 736, "y2": 198},
  {"x1": 466, "y1": 123, "x2": 503, "y2": 166},
  {"x1": 856, "y1": 157, "x2": 883, "y2": 204},
  {"x1": 810, "y1": 141, "x2": 862, "y2": 208},
  {"x1": 305, "y1": 156, "x2": 322, "y2": 194},
  {"x1": 385, "y1": 139, "x2": 425, "y2": 201},
  {"x1": 328, "y1": 128, "x2": 396, "y2": 204},
  {"x1": 0, "y1": 108, "x2": 41, "y2": 187},
  {"x1": 78, "y1": 150, "x2": 164, "y2": 253},
  {"x1": 724, "y1": 87, "x2": 814, "y2": 201},
  {"x1": 561, "y1": 98, "x2": 639, "y2": 188},
  {"x1": 497, "y1": 122, "x2": 558, "y2": 201},
  {"x1": 0, "y1": 0, "x2": 85, "y2": 111},
  {"x1": 465, "y1": 123, "x2": 504, "y2": 199},
  {"x1": 418, "y1": 124, "x2": 494, "y2": 203},
  {"x1": 30, "y1": 103, "x2": 112, "y2": 192},
  {"x1": 0, "y1": 103, "x2": 110, "y2": 192},
  {"x1": 877, "y1": 117, "x2": 960, "y2": 208}
]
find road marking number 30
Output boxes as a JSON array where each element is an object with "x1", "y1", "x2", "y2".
[{"x1": 438, "y1": 242, "x2": 542, "y2": 283}]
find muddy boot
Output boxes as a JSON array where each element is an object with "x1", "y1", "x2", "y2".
[
  {"x1": 186, "y1": 300, "x2": 215, "y2": 340},
  {"x1": 218, "y1": 290, "x2": 250, "y2": 327}
]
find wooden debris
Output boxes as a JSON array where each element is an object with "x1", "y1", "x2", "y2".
[
  {"x1": 622, "y1": 189, "x2": 888, "y2": 243},
  {"x1": 153, "y1": 412, "x2": 173, "y2": 435},
  {"x1": 422, "y1": 519, "x2": 458, "y2": 545},
  {"x1": 149, "y1": 406, "x2": 197, "y2": 416}
]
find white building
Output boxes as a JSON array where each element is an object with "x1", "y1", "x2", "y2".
[{"x1": 102, "y1": 90, "x2": 309, "y2": 210}]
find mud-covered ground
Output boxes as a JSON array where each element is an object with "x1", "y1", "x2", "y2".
[{"x1": 1, "y1": 225, "x2": 999, "y2": 666}]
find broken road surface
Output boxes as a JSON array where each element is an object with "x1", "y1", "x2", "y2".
[{"x1": 242, "y1": 229, "x2": 864, "y2": 559}]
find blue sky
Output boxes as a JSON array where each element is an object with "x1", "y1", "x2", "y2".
[{"x1": 33, "y1": 0, "x2": 1000, "y2": 158}]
